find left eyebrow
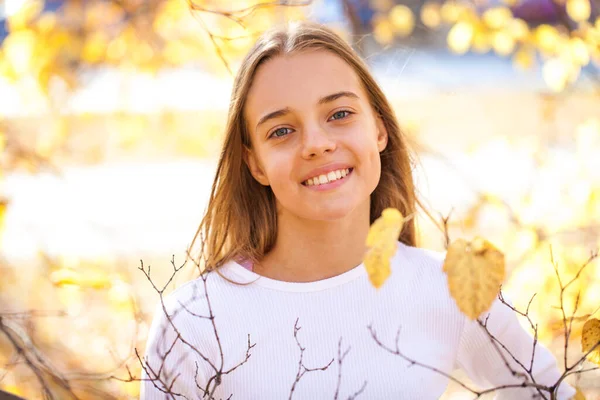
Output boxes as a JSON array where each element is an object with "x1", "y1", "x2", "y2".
[{"x1": 318, "y1": 91, "x2": 360, "y2": 105}]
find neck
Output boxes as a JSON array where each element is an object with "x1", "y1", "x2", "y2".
[{"x1": 255, "y1": 201, "x2": 371, "y2": 282}]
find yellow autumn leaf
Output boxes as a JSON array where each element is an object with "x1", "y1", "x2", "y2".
[
  {"x1": 582, "y1": 318, "x2": 600, "y2": 365},
  {"x1": 365, "y1": 208, "x2": 404, "y2": 289},
  {"x1": 443, "y1": 237, "x2": 506, "y2": 320}
]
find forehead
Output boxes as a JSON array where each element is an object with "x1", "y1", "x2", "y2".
[{"x1": 244, "y1": 50, "x2": 366, "y2": 122}]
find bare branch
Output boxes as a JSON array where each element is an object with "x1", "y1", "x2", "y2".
[
  {"x1": 333, "y1": 337, "x2": 367, "y2": 400},
  {"x1": 368, "y1": 322, "x2": 554, "y2": 398},
  {"x1": 289, "y1": 318, "x2": 334, "y2": 399}
]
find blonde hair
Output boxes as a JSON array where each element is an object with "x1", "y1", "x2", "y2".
[{"x1": 189, "y1": 21, "x2": 426, "y2": 273}]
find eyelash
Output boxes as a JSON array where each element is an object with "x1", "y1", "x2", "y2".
[{"x1": 268, "y1": 110, "x2": 354, "y2": 139}]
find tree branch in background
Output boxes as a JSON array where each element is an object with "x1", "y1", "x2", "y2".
[
  {"x1": 186, "y1": 0, "x2": 313, "y2": 75},
  {"x1": 124, "y1": 253, "x2": 255, "y2": 399},
  {"x1": 0, "y1": 314, "x2": 81, "y2": 400}
]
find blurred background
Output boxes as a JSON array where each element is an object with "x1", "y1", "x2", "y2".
[{"x1": 0, "y1": 0, "x2": 599, "y2": 398}]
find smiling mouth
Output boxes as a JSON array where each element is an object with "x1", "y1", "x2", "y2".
[{"x1": 302, "y1": 168, "x2": 353, "y2": 187}]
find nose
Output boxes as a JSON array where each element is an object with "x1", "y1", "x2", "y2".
[{"x1": 301, "y1": 125, "x2": 337, "y2": 159}]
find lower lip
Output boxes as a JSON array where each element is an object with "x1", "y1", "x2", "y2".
[{"x1": 303, "y1": 169, "x2": 353, "y2": 191}]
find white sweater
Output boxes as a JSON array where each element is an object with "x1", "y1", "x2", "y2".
[{"x1": 141, "y1": 242, "x2": 575, "y2": 399}]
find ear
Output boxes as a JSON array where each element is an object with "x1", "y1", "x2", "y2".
[
  {"x1": 375, "y1": 116, "x2": 388, "y2": 153},
  {"x1": 244, "y1": 147, "x2": 270, "y2": 186}
]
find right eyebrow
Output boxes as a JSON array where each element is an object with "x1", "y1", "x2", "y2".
[{"x1": 256, "y1": 107, "x2": 291, "y2": 131}]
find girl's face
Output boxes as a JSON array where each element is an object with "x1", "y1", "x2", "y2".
[{"x1": 244, "y1": 49, "x2": 388, "y2": 222}]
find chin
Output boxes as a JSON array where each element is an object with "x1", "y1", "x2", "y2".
[{"x1": 299, "y1": 202, "x2": 362, "y2": 222}]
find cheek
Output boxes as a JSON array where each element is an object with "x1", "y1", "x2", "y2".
[{"x1": 263, "y1": 154, "x2": 295, "y2": 188}]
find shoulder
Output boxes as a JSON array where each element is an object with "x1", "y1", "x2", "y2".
[
  {"x1": 395, "y1": 241, "x2": 447, "y2": 279},
  {"x1": 393, "y1": 241, "x2": 462, "y2": 309},
  {"x1": 147, "y1": 269, "x2": 232, "y2": 334}
]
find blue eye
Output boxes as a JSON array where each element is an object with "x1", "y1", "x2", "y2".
[
  {"x1": 270, "y1": 127, "x2": 292, "y2": 138},
  {"x1": 330, "y1": 110, "x2": 351, "y2": 120}
]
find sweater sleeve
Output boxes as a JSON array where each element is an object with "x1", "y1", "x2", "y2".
[
  {"x1": 140, "y1": 300, "x2": 207, "y2": 400},
  {"x1": 455, "y1": 296, "x2": 576, "y2": 400}
]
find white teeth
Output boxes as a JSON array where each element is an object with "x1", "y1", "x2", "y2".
[{"x1": 305, "y1": 168, "x2": 352, "y2": 186}]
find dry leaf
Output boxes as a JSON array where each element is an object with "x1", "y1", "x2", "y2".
[
  {"x1": 364, "y1": 208, "x2": 404, "y2": 289},
  {"x1": 443, "y1": 237, "x2": 505, "y2": 320},
  {"x1": 582, "y1": 318, "x2": 600, "y2": 365}
]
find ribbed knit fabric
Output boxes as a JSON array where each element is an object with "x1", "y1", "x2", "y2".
[{"x1": 141, "y1": 242, "x2": 575, "y2": 399}]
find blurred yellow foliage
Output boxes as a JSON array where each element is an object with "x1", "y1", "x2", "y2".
[
  {"x1": 471, "y1": 26, "x2": 491, "y2": 53},
  {"x1": 513, "y1": 46, "x2": 536, "y2": 69},
  {"x1": 440, "y1": 2, "x2": 466, "y2": 24},
  {"x1": 421, "y1": 3, "x2": 442, "y2": 29},
  {"x1": 412, "y1": 4, "x2": 600, "y2": 91},
  {"x1": 50, "y1": 267, "x2": 112, "y2": 289},
  {"x1": 389, "y1": 5, "x2": 415, "y2": 37},
  {"x1": 0, "y1": 0, "x2": 307, "y2": 93},
  {"x1": 448, "y1": 21, "x2": 475, "y2": 54},
  {"x1": 482, "y1": 7, "x2": 513, "y2": 30},
  {"x1": 370, "y1": 0, "x2": 394, "y2": 12},
  {"x1": 566, "y1": 0, "x2": 591, "y2": 23},
  {"x1": 492, "y1": 30, "x2": 516, "y2": 56},
  {"x1": 6, "y1": 0, "x2": 44, "y2": 31},
  {"x1": 373, "y1": 15, "x2": 395, "y2": 45},
  {"x1": 0, "y1": 384, "x2": 25, "y2": 398},
  {"x1": 508, "y1": 18, "x2": 530, "y2": 41},
  {"x1": 0, "y1": 129, "x2": 6, "y2": 152}
]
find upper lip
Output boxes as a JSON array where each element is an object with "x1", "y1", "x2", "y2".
[{"x1": 301, "y1": 163, "x2": 353, "y2": 183}]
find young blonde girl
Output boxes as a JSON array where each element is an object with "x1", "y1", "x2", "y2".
[{"x1": 141, "y1": 21, "x2": 574, "y2": 399}]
